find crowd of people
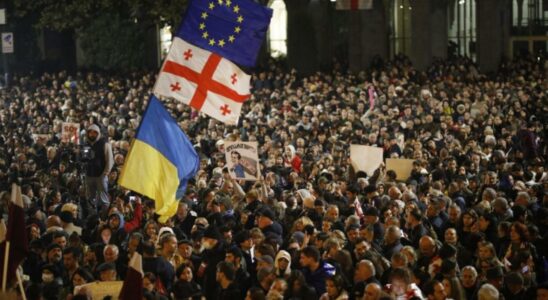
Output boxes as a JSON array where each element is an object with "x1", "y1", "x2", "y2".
[{"x1": 0, "y1": 53, "x2": 546, "y2": 300}]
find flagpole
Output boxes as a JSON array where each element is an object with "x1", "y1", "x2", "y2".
[
  {"x1": 1, "y1": 240, "x2": 10, "y2": 292},
  {"x1": 16, "y1": 270, "x2": 26, "y2": 300}
]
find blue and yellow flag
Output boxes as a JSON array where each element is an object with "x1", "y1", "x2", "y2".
[
  {"x1": 177, "y1": 0, "x2": 272, "y2": 67},
  {"x1": 118, "y1": 95, "x2": 199, "y2": 222}
]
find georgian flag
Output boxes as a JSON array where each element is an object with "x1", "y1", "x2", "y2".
[
  {"x1": 153, "y1": 37, "x2": 251, "y2": 125},
  {"x1": 119, "y1": 253, "x2": 144, "y2": 300},
  {"x1": 0, "y1": 184, "x2": 29, "y2": 287},
  {"x1": 336, "y1": 0, "x2": 373, "y2": 10}
]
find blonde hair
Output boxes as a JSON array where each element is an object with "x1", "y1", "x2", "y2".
[{"x1": 290, "y1": 216, "x2": 314, "y2": 234}]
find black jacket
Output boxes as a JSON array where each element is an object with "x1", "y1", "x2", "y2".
[
  {"x1": 219, "y1": 282, "x2": 241, "y2": 300},
  {"x1": 202, "y1": 241, "x2": 226, "y2": 300}
]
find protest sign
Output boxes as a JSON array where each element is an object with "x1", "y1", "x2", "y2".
[
  {"x1": 350, "y1": 145, "x2": 383, "y2": 176},
  {"x1": 386, "y1": 158, "x2": 414, "y2": 181},
  {"x1": 225, "y1": 141, "x2": 260, "y2": 181}
]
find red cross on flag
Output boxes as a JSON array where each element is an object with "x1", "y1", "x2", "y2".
[
  {"x1": 153, "y1": 37, "x2": 251, "y2": 125},
  {"x1": 336, "y1": 0, "x2": 373, "y2": 10}
]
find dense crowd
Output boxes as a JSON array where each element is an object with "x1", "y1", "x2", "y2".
[{"x1": 0, "y1": 53, "x2": 547, "y2": 300}]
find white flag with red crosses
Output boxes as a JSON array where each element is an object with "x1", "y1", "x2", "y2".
[{"x1": 153, "y1": 37, "x2": 251, "y2": 125}]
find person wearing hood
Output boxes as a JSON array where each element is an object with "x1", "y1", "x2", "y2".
[
  {"x1": 107, "y1": 211, "x2": 128, "y2": 246},
  {"x1": 275, "y1": 250, "x2": 292, "y2": 279},
  {"x1": 284, "y1": 144, "x2": 302, "y2": 173},
  {"x1": 84, "y1": 124, "x2": 114, "y2": 212}
]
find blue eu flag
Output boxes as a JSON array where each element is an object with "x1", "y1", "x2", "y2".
[{"x1": 177, "y1": 0, "x2": 273, "y2": 67}]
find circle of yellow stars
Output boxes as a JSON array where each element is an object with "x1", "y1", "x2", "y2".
[{"x1": 199, "y1": 0, "x2": 243, "y2": 47}]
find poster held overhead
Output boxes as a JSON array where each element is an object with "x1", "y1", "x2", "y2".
[
  {"x1": 386, "y1": 158, "x2": 414, "y2": 181},
  {"x1": 350, "y1": 145, "x2": 383, "y2": 176},
  {"x1": 224, "y1": 141, "x2": 260, "y2": 181}
]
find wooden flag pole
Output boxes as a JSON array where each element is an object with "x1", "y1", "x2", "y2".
[
  {"x1": 16, "y1": 270, "x2": 26, "y2": 300},
  {"x1": 1, "y1": 240, "x2": 10, "y2": 292}
]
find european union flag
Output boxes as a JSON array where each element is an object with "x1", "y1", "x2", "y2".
[
  {"x1": 177, "y1": 0, "x2": 272, "y2": 67},
  {"x1": 118, "y1": 95, "x2": 199, "y2": 222}
]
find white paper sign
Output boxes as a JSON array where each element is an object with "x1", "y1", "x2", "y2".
[
  {"x1": 350, "y1": 145, "x2": 384, "y2": 176},
  {"x1": 2, "y1": 32, "x2": 13, "y2": 54}
]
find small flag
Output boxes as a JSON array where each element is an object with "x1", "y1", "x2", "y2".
[
  {"x1": 154, "y1": 37, "x2": 251, "y2": 125},
  {"x1": 368, "y1": 86, "x2": 376, "y2": 110},
  {"x1": 336, "y1": 0, "x2": 373, "y2": 10},
  {"x1": 177, "y1": 0, "x2": 273, "y2": 67},
  {"x1": 0, "y1": 183, "x2": 29, "y2": 287},
  {"x1": 119, "y1": 253, "x2": 144, "y2": 300},
  {"x1": 118, "y1": 96, "x2": 200, "y2": 222}
]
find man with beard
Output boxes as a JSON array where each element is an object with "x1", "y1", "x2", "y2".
[
  {"x1": 324, "y1": 205, "x2": 345, "y2": 231},
  {"x1": 200, "y1": 226, "x2": 226, "y2": 300},
  {"x1": 43, "y1": 243, "x2": 63, "y2": 278},
  {"x1": 84, "y1": 124, "x2": 113, "y2": 212}
]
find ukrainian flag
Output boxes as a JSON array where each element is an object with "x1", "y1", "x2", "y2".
[{"x1": 118, "y1": 95, "x2": 199, "y2": 222}]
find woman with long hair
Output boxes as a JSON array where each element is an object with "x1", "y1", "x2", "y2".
[
  {"x1": 458, "y1": 209, "x2": 478, "y2": 243},
  {"x1": 476, "y1": 241, "x2": 503, "y2": 270},
  {"x1": 442, "y1": 276, "x2": 467, "y2": 300},
  {"x1": 320, "y1": 274, "x2": 349, "y2": 300},
  {"x1": 284, "y1": 270, "x2": 317, "y2": 300},
  {"x1": 503, "y1": 221, "x2": 538, "y2": 269}
]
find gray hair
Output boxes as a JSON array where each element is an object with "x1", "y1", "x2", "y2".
[
  {"x1": 461, "y1": 265, "x2": 478, "y2": 278},
  {"x1": 478, "y1": 283, "x2": 499, "y2": 300},
  {"x1": 359, "y1": 259, "x2": 376, "y2": 277},
  {"x1": 103, "y1": 244, "x2": 119, "y2": 256}
]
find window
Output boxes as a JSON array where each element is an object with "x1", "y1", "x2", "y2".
[
  {"x1": 160, "y1": 25, "x2": 173, "y2": 61},
  {"x1": 389, "y1": 0, "x2": 413, "y2": 57},
  {"x1": 268, "y1": 0, "x2": 287, "y2": 58},
  {"x1": 447, "y1": 0, "x2": 477, "y2": 59}
]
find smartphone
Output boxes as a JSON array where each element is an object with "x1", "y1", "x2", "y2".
[
  {"x1": 521, "y1": 266, "x2": 529, "y2": 274},
  {"x1": 129, "y1": 196, "x2": 136, "y2": 202}
]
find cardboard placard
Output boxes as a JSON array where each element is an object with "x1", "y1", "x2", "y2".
[
  {"x1": 386, "y1": 158, "x2": 414, "y2": 181},
  {"x1": 74, "y1": 281, "x2": 124, "y2": 299},
  {"x1": 224, "y1": 141, "x2": 260, "y2": 181}
]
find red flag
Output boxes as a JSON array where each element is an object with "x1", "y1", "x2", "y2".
[
  {"x1": 119, "y1": 252, "x2": 144, "y2": 300},
  {"x1": 0, "y1": 183, "x2": 29, "y2": 288}
]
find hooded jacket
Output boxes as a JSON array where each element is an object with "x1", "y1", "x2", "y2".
[
  {"x1": 274, "y1": 250, "x2": 292, "y2": 277},
  {"x1": 302, "y1": 260, "x2": 336, "y2": 296},
  {"x1": 86, "y1": 124, "x2": 114, "y2": 177}
]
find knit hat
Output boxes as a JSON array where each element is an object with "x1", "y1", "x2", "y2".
[
  {"x1": 203, "y1": 226, "x2": 221, "y2": 240},
  {"x1": 257, "y1": 207, "x2": 276, "y2": 220},
  {"x1": 47, "y1": 243, "x2": 62, "y2": 253}
]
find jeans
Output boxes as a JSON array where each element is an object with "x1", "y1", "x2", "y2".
[{"x1": 85, "y1": 175, "x2": 109, "y2": 212}]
